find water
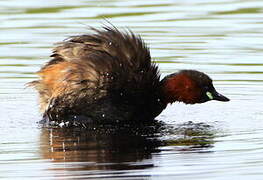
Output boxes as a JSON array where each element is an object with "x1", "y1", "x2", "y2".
[{"x1": 1, "y1": 0, "x2": 263, "y2": 179}]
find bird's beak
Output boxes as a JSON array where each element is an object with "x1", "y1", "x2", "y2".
[{"x1": 207, "y1": 90, "x2": 230, "y2": 102}]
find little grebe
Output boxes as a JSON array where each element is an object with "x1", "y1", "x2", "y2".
[{"x1": 30, "y1": 26, "x2": 229, "y2": 123}]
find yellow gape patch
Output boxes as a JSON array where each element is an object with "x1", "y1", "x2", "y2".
[{"x1": 206, "y1": 92, "x2": 213, "y2": 100}]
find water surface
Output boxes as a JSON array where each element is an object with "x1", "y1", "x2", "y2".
[{"x1": 1, "y1": 0, "x2": 263, "y2": 179}]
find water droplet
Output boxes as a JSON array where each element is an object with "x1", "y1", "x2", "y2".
[
  {"x1": 59, "y1": 122, "x2": 65, "y2": 127},
  {"x1": 62, "y1": 142, "x2": 65, "y2": 152},
  {"x1": 82, "y1": 123, "x2": 87, "y2": 128},
  {"x1": 65, "y1": 122, "x2": 69, "y2": 126}
]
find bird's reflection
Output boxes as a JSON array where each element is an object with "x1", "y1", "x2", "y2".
[{"x1": 40, "y1": 120, "x2": 216, "y2": 171}]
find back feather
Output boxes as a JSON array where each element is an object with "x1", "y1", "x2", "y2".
[{"x1": 30, "y1": 26, "x2": 161, "y2": 120}]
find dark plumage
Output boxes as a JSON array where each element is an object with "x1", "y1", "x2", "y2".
[{"x1": 29, "y1": 26, "x2": 229, "y2": 124}]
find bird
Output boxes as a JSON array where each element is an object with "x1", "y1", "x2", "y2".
[{"x1": 29, "y1": 26, "x2": 229, "y2": 125}]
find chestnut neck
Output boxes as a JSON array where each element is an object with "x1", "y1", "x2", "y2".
[{"x1": 160, "y1": 73, "x2": 201, "y2": 104}]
